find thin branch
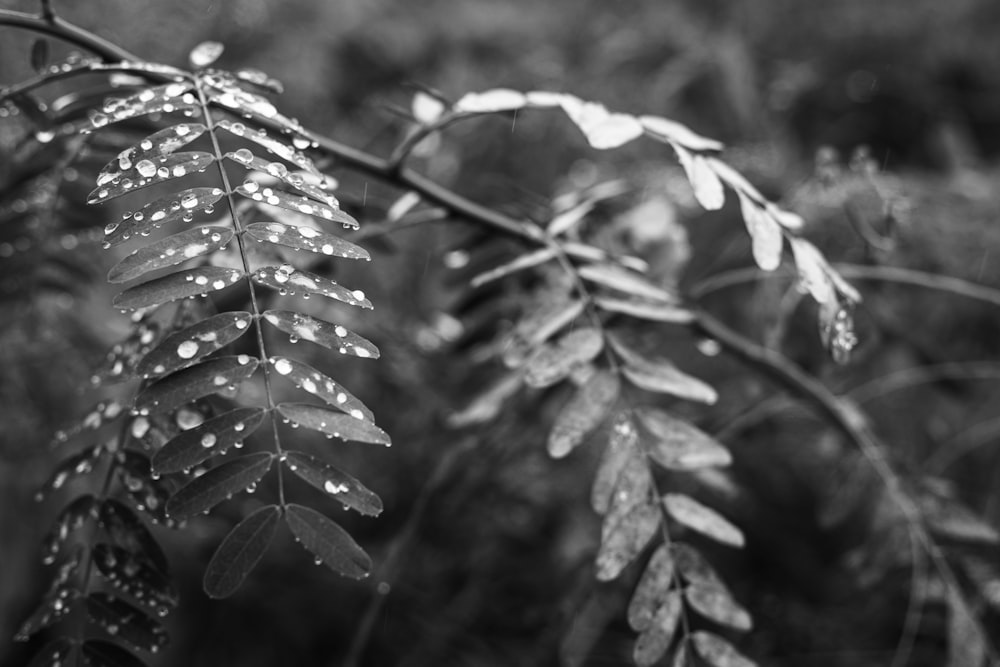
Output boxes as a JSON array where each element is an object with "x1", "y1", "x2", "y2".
[{"x1": 0, "y1": 9, "x2": 138, "y2": 62}]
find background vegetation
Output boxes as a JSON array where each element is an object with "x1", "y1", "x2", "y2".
[{"x1": 2, "y1": 1, "x2": 1000, "y2": 665}]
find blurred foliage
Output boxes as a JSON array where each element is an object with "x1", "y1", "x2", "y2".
[{"x1": 2, "y1": 0, "x2": 1000, "y2": 666}]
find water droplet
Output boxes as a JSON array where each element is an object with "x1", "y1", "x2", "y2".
[
  {"x1": 136, "y1": 159, "x2": 157, "y2": 178},
  {"x1": 177, "y1": 340, "x2": 199, "y2": 358},
  {"x1": 200, "y1": 433, "x2": 216, "y2": 448}
]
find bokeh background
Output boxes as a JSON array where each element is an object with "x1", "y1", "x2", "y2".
[{"x1": 2, "y1": 1, "x2": 1000, "y2": 665}]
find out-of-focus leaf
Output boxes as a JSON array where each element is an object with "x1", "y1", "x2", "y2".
[
  {"x1": 89, "y1": 81, "x2": 196, "y2": 129},
  {"x1": 15, "y1": 585, "x2": 77, "y2": 642},
  {"x1": 215, "y1": 119, "x2": 321, "y2": 177},
  {"x1": 284, "y1": 503, "x2": 372, "y2": 579},
  {"x1": 254, "y1": 264, "x2": 372, "y2": 308},
  {"x1": 412, "y1": 90, "x2": 446, "y2": 124},
  {"x1": 947, "y1": 584, "x2": 987, "y2": 667},
  {"x1": 24, "y1": 638, "x2": 75, "y2": 667},
  {"x1": 262, "y1": 310, "x2": 379, "y2": 358},
  {"x1": 152, "y1": 407, "x2": 268, "y2": 474},
  {"x1": 636, "y1": 408, "x2": 732, "y2": 471},
  {"x1": 453, "y1": 88, "x2": 527, "y2": 113},
  {"x1": 789, "y1": 237, "x2": 836, "y2": 306},
  {"x1": 36, "y1": 444, "x2": 102, "y2": 500},
  {"x1": 673, "y1": 542, "x2": 726, "y2": 589},
  {"x1": 503, "y1": 297, "x2": 585, "y2": 368},
  {"x1": 596, "y1": 500, "x2": 660, "y2": 581},
  {"x1": 640, "y1": 115, "x2": 724, "y2": 152},
  {"x1": 235, "y1": 68, "x2": 284, "y2": 94},
  {"x1": 88, "y1": 152, "x2": 216, "y2": 204},
  {"x1": 228, "y1": 154, "x2": 339, "y2": 208},
  {"x1": 203, "y1": 504, "x2": 281, "y2": 599},
  {"x1": 92, "y1": 544, "x2": 178, "y2": 614},
  {"x1": 633, "y1": 590, "x2": 683, "y2": 667},
  {"x1": 559, "y1": 590, "x2": 621, "y2": 667},
  {"x1": 663, "y1": 494, "x2": 744, "y2": 548},
  {"x1": 559, "y1": 99, "x2": 644, "y2": 150},
  {"x1": 134, "y1": 355, "x2": 259, "y2": 416},
  {"x1": 80, "y1": 639, "x2": 146, "y2": 667},
  {"x1": 736, "y1": 193, "x2": 783, "y2": 272},
  {"x1": 524, "y1": 327, "x2": 604, "y2": 388},
  {"x1": 86, "y1": 593, "x2": 169, "y2": 653},
  {"x1": 674, "y1": 144, "x2": 725, "y2": 211},
  {"x1": 548, "y1": 369, "x2": 619, "y2": 458},
  {"x1": 284, "y1": 451, "x2": 382, "y2": 516},
  {"x1": 166, "y1": 453, "x2": 273, "y2": 520},
  {"x1": 690, "y1": 632, "x2": 757, "y2": 667},
  {"x1": 610, "y1": 333, "x2": 717, "y2": 403},
  {"x1": 52, "y1": 401, "x2": 124, "y2": 445},
  {"x1": 470, "y1": 248, "x2": 558, "y2": 288},
  {"x1": 628, "y1": 543, "x2": 676, "y2": 631},
  {"x1": 276, "y1": 403, "x2": 390, "y2": 445},
  {"x1": 103, "y1": 187, "x2": 226, "y2": 247},
  {"x1": 593, "y1": 295, "x2": 693, "y2": 323},
  {"x1": 245, "y1": 222, "x2": 369, "y2": 260},
  {"x1": 203, "y1": 71, "x2": 304, "y2": 134},
  {"x1": 137, "y1": 312, "x2": 254, "y2": 379},
  {"x1": 108, "y1": 226, "x2": 234, "y2": 284},
  {"x1": 685, "y1": 584, "x2": 753, "y2": 631},
  {"x1": 919, "y1": 492, "x2": 1000, "y2": 544},
  {"x1": 42, "y1": 495, "x2": 98, "y2": 563},
  {"x1": 98, "y1": 498, "x2": 168, "y2": 573},
  {"x1": 115, "y1": 451, "x2": 176, "y2": 527},
  {"x1": 578, "y1": 263, "x2": 675, "y2": 302},
  {"x1": 592, "y1": 411, "x2": 639, "y2": 514},
  {"x1": 448, "y1": 372, "x2": 523, "y2": 428},
  {"x1": 190, "y1": 41, "x2": 224, "y2": 68},
  {"x1": 112, "y1": 267, "x2": 243, "y2": 311},
  {"x1": 269, "y1": 356, "x2": 373, "y2": 421}
]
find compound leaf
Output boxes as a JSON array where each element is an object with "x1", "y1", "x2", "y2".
[
  {"x1": 284, "y1": 503, "x2": 371, "y2": 579},
  {"x1": 203, "y1": 504, "x2": 281, "y2": 599}
]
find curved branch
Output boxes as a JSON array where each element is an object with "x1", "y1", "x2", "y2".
[{"x1": 0, "y1": 9, "x2": 139, "y2": 62}]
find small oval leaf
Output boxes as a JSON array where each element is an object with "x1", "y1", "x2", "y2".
[
  {"x1": 103, "y1": 187, "x2": 226, "y2": 247},
  {"x1": 262, "y1": 310, "x2": 379, "y2": 358},
  {"x1": 736, "y1": 193, "x2": 783, "y2": 272},
  {"x1": 593, "y1": 296, "x2": 694, "y2": 323},
  {"x1": 675, "y1": 145, "x2": 725, "y2": 211},
  {"x1": 166, "y1": 453, "x2": 273, "y2": 520},
  {"x1": 96, "y1": 124, "x2": 208, "y2": 189},
  {"x1": 216, "y1": 119, "x2": 321, "y2": 177},
  {"x1": 595, "y1": 500, "x2": 660, "y2": 582},
  {"x1": 190, "y1": 41, "x2": 224, "y2": 68},
  {"x1": 113, "y1": 267, "x2": 244, "y2": 311},
  {"x1": 91, "y1": 81, "x2": 196, "y2": 129},
  {"x1": 548, "y1": 369, "x2": 620, "y2": 458},
  {"x1": 662, "y1": 494, "x2": 744, "y2": 548},
  {"x1": 690, "y1": 631, "x2": 758, "y2": 667},
  {"x1": 470, "y1": 247, "x2": 558, "y2": 288},
  {"x1": 592, "y1": 411, "x2": 640, "y2": 515},
  {"x1": 639, "y1": 115, "x2": 724, "y2": 152},
  {"x1": 254, "y1": 265, "x2": 371, "y2": 308},
  {"x1": 152, "y1": 407, "x2": 268, "y2": 474},
  {"x1": 684, "y1": 584, "x2": 753, "y2": 631},
  {"x1": 636, "y1": 408, "x2": 732, "y2": 471},
  {"x1": 620, "y1": 358, "x2": 717, "y2": 405},
  {"x1": 453, "y1": 88, "x2": 527, "y2": 113},
  {"x1": 276, "y1": 403, "x2": 390, "y2": 445},
  {"x1": 269, "y1": 356, "x2": 373, "y2": 421},
  {"x1": 88, "y1": 152, "x2": 216, "y2": 204},
  {"x1": 633, "y1": 590, "x2": 683, "y2": 667},
  {"x1": 284, "y1": 451, "x2": 382, "y2": 516},
  {"x1": 245, "y1": 221, "x2": 369, "y2": 260},
  {"x1": 524, "y1": 327, "x2": 604, "y2": 388},
  {"x1": 284, "y1": 503, "x2": 372, "y2": 579},
  {"x1": 137, "y1": 312, "x2": 254, "y2": 379},
  {"x1": 86, "y1": 593, "x2": 169, "y2": 653},
  {"x1": 108, "y1": 226, "x2": 234, "y2": 283},
  {"x1": 134, "y1": 355, "x2": 259, "y2": 416},
  {"x1": 628, "y1": 543, "x2": 676, "y2": 632},
  {"x1": 577, "y1": 264, "x2": 676, "y2": 303},
  {"x1": 203, "y1": 504, "x2": 281, "y2": 599}
]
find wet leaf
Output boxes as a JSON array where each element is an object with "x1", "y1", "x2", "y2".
[
  {"x1": 189, "y1": 41, "x2": 224, "y2": 68},
  {"x1": 108, "y1": 226, "x2": 234, "y2": 284},
  {"x1": 560, "y1": 99, "x2": 644, "y2": 150},
  {"x1": 636, "y1": 408, "x2": 732, "y2": 471},
  {"x1": 639, "y1": 115, "x2": 724, "y2": 152},
  {"x1": 37, "y1": 444, "x2": 103, "y2": 500},
  {"x1": 80, "y1": 639, "x2": 146, "y2": 667},
  {"x1": 620, "y1": 357, "x2": 717, "y2": 404},
  {"x1": 276, "y1": 403, "x2": 390, "y2": 445},
  {"x1": 628, "y1": 543, "x2": 676, "y2": 631},
  {"x1": 51, "y1": 401, "x2": 125, "y2": 445},
  {"x1": 596, "y1": 500, "x2": 660, "y2": 581},
  {"x1": 592, "y1": 411, "x2": 640, "y2": 514},
  {"x1": 577, "y1": 263, "x2": 675, "y2": 302},
  {"x1": 88, "y1": 152, "x2": 216, "y2": 204},
  {"x1": 690, "y1": 632, "x2": 757, "y2": 667},
  {"x1": 470, "y1": 248, "x2": 558, "y2": 288},
  {"x1": 268, "y1": 356, "x2": 373, "y2": 421},
  {"x1": 685, "y1": 584, "x2": 753, "y2": 631},
  {"x1": 663, "y1": 494, "x2": 744, "y2": 548},
  {"x1": 203, "y1": 72, "x2": 303, "y2": 132},
  {"x1": 245, "y1": 221, "x2": 369, "y2": 260},
  {"x1": 284, "y1": 451, "x2": 382, "y2": 516},
  {"x1": 86, "y1": 593, "x2": 169, "y2": 653},
  {"x1": 253, "y1": 264, "x2": 371, "y2": 308},
  {"x1": 134, "y1": 355, "x2": 260, "y2": 416},
  {"x1": 675, "y1": 144, "x2": 725, "y2": 211},
  {"x1": 633, "y1": 590, "x2": 683, "y2": 667},
  {"x1": 15, "y1": 585, "x2": 77, "y2": 641},
  {"x1": 92, "y1": 543, "x2": 178, "y2": 613},
  {"x1": 228, "y1": 154, "x2": 340, "y2": 209},
  {"x1": 152, "y1": 407, "x2": 268, "y2": 474},
  {"x1": 593, "y1": 295, "x2": 694, "y2": 323},
  {"x1": 503, "y1": 297, "x2": 585, "y2": 368},
  {"x1": 284, "y1": 503, "x2": 372, "y2": 578},
  {"x1": 166, "y1": 453, "x2": 273, "y2": 520},
  {"x1": 448, "y1": 371, "x2": 523, "y2": 428},
  {"x1": 215, "y1": 119, "x2": 321, "y2": 177},
  {"x1": 25, "y1": 638, "x2": 75, "y2": 667},
  {"x1": 113, "y1": 266, "x2": 243, "y2": 311},
  {"x1": 42, "y1": 495, "x2": 98, "y2": 563},
  {"x1": 99, "y1": 498, "x2": 168, "y2": 574},
  {"x1": 736, "y1": 193, "x2": 783, "y2": 272},
  {"x1": 453, "y1": 88, "x2": 527, "y2": 113},
  {"x1": 136, "y1": 312, "x2": 254, "y2": 379},
  {"x1": 103, "y1": 187, "x2": 226, "y2": 247},
  {"x1": 97, "y1": 124, "x2": 208, "y2": 189},
  {"x1": 90, "y1": 81, "x2": 196, "y2": 129},
  {"x1": 115, "y1": 451, "x2": 177, "y2": 527},
  {"x1": 524, "y1": 327, "x2": 604, "y2": 388},
  {"x1": 203, "y1": 504, "x2": 281, "y2": 599},
  {"x1": 548, "y1": 369, "x2": 620, "y2": 458},
  {"x1": 789, "y1": 237, "x2": 836, "y2": 306},
  {"x1": 262, "y1": 310, "x2": 379, "y2": 358}
]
